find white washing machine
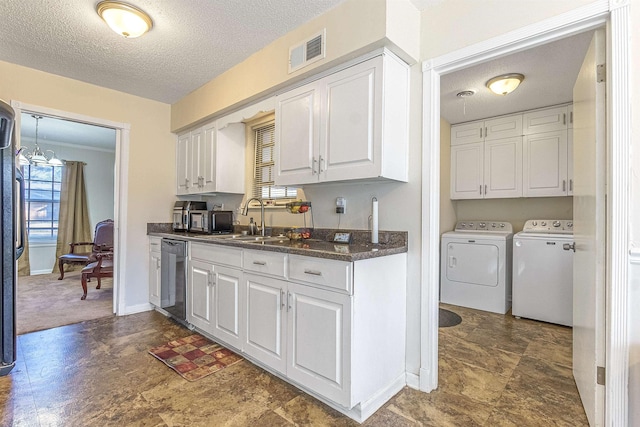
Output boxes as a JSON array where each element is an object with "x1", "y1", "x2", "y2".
[
  {"x1": 512, "y1": 219, "x2": 574, "y2": 326},
  {"x1": 440, "y1": 221, "x2": 513, "y2": 314}
]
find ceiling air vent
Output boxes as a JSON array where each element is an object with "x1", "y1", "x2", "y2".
[{"x1": 289, "y1": 29, "x2": 326, "y2": 74}]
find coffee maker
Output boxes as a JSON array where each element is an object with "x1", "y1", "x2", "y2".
[{"x1": 173, "y1": 201, "x2": 207, "y2": 231}]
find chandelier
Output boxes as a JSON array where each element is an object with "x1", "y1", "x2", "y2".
[{"x1": 17, "y1": 115, "x2": 64, "y2": 167}]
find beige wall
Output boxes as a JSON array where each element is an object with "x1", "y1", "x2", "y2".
[
  {"x1": 439, "y1": 118, "x2": 457, "y2": 235},
  {"x1": 0, "y1": 60, "x2": 175, "y2": 311},
  {"x1": 171, "y1": 0, "x2": 420, "y2": 132},
  {"x1": 420, "y1": 0, "x2": 596, "y2": 59}
]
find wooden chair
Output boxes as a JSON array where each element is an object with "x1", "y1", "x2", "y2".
[
  {"x1": 80, "y1": 252, "x2": 113, "y2": 300},
  {"x1": 58, "y1": 219, "x2": 114, "y2": 280}
]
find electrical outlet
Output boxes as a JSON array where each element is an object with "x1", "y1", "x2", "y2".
[{"x1": 336, "y1": 197, "x2": 346, "y2": 214}]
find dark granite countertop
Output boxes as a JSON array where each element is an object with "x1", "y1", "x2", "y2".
[{"x1": 147, "y1": 224, "x2": 407, "y2": 262}]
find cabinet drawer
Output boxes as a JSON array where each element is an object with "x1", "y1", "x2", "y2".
[
  {"x1": 243, "y1": 250, "x2": 287, "y2": 278},
  {"x1": 523, "y1": 106, "x2": 568, "y2": 134},
  {"x1": 190, "y1": 243, "x2": 242, "y2": 268},
  {"x1": 451, "y1": 121, "x2": 483, "y2": 146},
  {"x1": 149, "y1": 237, "x2": 162, "y2": 252},
  {"x1": 289, "y1": 255, "x2": 352, "y2": 294}
]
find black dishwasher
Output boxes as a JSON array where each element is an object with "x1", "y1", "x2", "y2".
[{"x1": 160, "y1": 239, "x2": 187, "y2": 325}]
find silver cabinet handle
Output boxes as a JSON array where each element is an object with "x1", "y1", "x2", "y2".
[
  {"x1": 304, "y1": 269, "x2": 322, "y2": 276},
  {"x1": 287, "y1": 292, "x2": 292, "y2": 311},
  {"x1": 319, "y1": 155, "x2": 324, "y2": 173},
  {"x1": 484, "y1": 184, "x2": 487, "y2": 195},
  {"x1": 156, "y1": 259, "x2": 161, "y2": 268},
  {"x1": 479, "y1": 185, "x2": 482, "y2": 195},
  {"x1": 207, "y1": 271, "x2": 212, "y2": 287},
  {"x1": 312, "y1": 157, "x2": 318, "y2": 175},
  {"x1": 563, "y1": 242, "x2": 575, "y2": 252},
  {"x1": 570, "y1": 111, "x2": 573, "y2": 124},
  {"x1": 280, "y1": 289, "x2": 285, "y2": 310},
  {"x1": 484, "y1": 127, "x2": 487, "y2": 138},
  {"x1": 479, "y1": 128, "x2": 482, "y2": 138},
  {"x1": 563, "y1": 113, "x2": 566, "y2": 125},
  {"x1": 563, "y1": 180, "x2": 567, "y2": 192},
  {"x1": 185, "y1": 178, "x2": 189, "y2": 187},
  {"x1": 569, "y1": 179, "x2": 573, "y2": 191},
  {"x1": 253, "y1": 261, "x2": 266, "y2": 266}
]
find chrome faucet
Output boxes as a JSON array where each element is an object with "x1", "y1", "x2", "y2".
[{"x1": 241, "y1": 198, "x2": 265, "y2": 236}]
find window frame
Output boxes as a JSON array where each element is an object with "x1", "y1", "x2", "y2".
[{"x1": 22, "y1": 163, "x2": 62, "y2": 242}]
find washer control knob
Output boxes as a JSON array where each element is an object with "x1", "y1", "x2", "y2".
[
  {"x1": 541, "y1": 221, "x2": 547, "y2": 226},
  {"x1": 567, "y1": 222, "x2": 573, "y2": 228},
  {"x1": 479, "y1": 222, "x2": 486, "y2": 228},
  {"x1": 500, "y1": 223, "x2": 505, "y2": 228},
  {"x1": 553, "y1": 221, "x2": 561, "y2": 227},
  {"x1": 460, "y1": 222, "x2": 466, "y2": 227},
  {"x1": 532, "y1": 221, "x2": 538, "y2": 226}
]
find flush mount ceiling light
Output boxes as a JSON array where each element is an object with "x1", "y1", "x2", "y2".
[
  {"x1": 486, "y1": 73, "x2": 525, "y2": 95},
  {"x1": 96, "y1": 1, "x2": 153, "y2": 38}
]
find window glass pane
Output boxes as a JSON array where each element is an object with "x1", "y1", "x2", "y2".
[
  {"x1": 28, "y1": 220, "x2": 53, "y2": 229},
  {"x1": 30, "y1": 167, "x2": 52, "y2": 181},
  {"x1": 53, "y1": 203, "x2": 60, "y2": 219},
  {"x1": 28, "y1": 202, "x2": 53, "y2": 220},
  {"x1": 54, "y1": 167, "x2": 62, "y2": 181},
  {"x1": 262, "y1": 147, "x2": 271, "y2": 162},
  {"x1": 29, "y1": 229, "x2": 52, "y2": 238}
]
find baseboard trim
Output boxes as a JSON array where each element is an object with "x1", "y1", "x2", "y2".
[
  {"x1": 405, "y1": 372, "x2": 421, "y2": 390},
  {"x1": 122, "y1": 303, "x2": 153, "y2": 315}
]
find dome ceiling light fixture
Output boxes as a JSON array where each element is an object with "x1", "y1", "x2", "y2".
[
  {"x1": 486, "y1": 73, "x2": 525, "y2": 96},
  {"x1": 96, "y1": 1, "x2": 153, "y2": 38}
]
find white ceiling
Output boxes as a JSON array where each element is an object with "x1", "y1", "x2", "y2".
[
  {"x1": 440, "y1": 31, "x2": 594, "y2": 125},
  {"x1": 0, "y1": 0, "x2": 347, "y2": 105}
]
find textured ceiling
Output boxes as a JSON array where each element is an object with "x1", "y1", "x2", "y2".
[
  {"x1": 0, "y1": 0, "x2": 346, "y2": 105},
  {"x1": 440, "y1": 31, "x2": 594, "y2": 125}
]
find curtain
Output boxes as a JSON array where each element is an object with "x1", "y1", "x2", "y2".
[{"x1": 53, "y1": 161, "x2": 91, "y2": 273}]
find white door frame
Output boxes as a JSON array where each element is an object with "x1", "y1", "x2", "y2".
[
  {"x1": 420, "y1": 1, "x2": 631, "y2": 425},
  {"x1": 11, "y1": 101, "x2": 130, "y2": 316}
]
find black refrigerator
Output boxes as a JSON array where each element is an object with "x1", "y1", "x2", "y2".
[{"x1": 0, "y1": 99, "x2": 24, "y2": 376}]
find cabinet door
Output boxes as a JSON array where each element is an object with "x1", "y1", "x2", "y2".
[
  {"x1": 275, "y1": 81, "x2": 320, "y2": 186},
  {"x1": 176, "y1": 133, "x2": 190, "y2": 194},
  {"x1": 200, "y1": 123, "x2": 217, "y2": 192},
  {"x1": 212, "y1": 265, "x2": 243, "y2": 350},
  {"x1": 484, "y1": 114, "x2": 523, "y2": 140},
  {"x1": 450, "y1": 143, "x2": 483, "y2": 199},
  {"x1": 189, "y1": 128, "x2": 204, "y2": 193},
  {"x1": 244, "y1": 274, "x2": 287, "y2": 374},
  {"x1": 149, "y1": 250, "x2": 161, "y2": 306},
  {"x1": 484, "y1": 137, "x2": 522, "y2": 198},
  {"x1": 451, "y1": 121, "x2": 484, "y2": 146},
  {"x1": 188, "y1": 259, "x2": 214, "y2": 332},
  {"x1": 321, "y1": 58, "x2": 382, "y2": 182},
  {"x1": 523, "y1": 106, "x2": 568, "y2": 134},
  {"x1": 523, "y1": 130, "x2": 568, "y2": 197},
  {"x1": 567, "y1": 128, "x2": 574, "y2": 195},
  {"x1": 287, "y1": 282, "x2": 351, "y2": 407}
]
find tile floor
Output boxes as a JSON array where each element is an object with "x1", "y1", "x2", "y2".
[{"x1": 0, "y1": 304, "x2": 588, "y2": 426}]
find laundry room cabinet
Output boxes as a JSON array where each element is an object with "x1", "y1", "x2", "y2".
[
  {"x1": 450, "y1": 103, "x2": 573, "y2": 199},
  {"x1": 450, "y1": 136, "x2": 522, "y2": 199},
  {"x1": 275, "y1": 51, "x2": 409, "y2": 186}
]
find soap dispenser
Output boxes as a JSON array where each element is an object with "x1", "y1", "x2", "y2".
[{"x1": 249, "y1": 217, "x2": 257, "y2": 235}]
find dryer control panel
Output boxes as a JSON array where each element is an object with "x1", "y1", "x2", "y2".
[
  {"x1": 521, "y1": 219, "x2": 573, "y2": 234},
  {"x1": 454, "y1": 221, "x2": 513, "y2": 233}
]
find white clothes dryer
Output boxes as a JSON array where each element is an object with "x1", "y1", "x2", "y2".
[
  {"x1": 512, "y1": 219, "x2": 574, "y2": 326},
  {"x1": 440, "y1": 221, "x2": 513, "y2": 314}
]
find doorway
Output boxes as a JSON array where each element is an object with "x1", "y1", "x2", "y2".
[
  {"x1": 16, "y1": 112, "x2": 116, "y2": 333},
  {"x1": 420, "y1": 4, "x2": 632, "y2": 425},
  {"x1": 10, "y1": 100, "x2": 130, "y2": 320}
]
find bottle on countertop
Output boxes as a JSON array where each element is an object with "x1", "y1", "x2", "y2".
[{"x1": 249, "y1": 217, "x2": 257, "y2": 235}]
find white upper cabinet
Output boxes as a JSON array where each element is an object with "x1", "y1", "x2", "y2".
[
  {"x1": 176, "y1": 120, "x2": 245, "y2": 195},
  {"x1": 523, "y1": 130, "x2": 568, "y2": 197},
  {"x1": 523, "y1": 105, "x2": 568, "y2": 134},
  {"x1": 484, "y1": 137, "x2": 523, "y2": 198},
  {"x1": 275, "y1": 52, "x2": 409, "y2": 186},
  {"x1": 451, "y1": 115, "x2": 522, "y2": 145},
  {"x1": 450, "y1": 142, "x2": 483, "y2": 199}
]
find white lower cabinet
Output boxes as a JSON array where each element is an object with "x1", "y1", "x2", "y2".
[
  {"x1": 286, "y1": 282, "x2": 351, "y2": 407},
  {"x1": 148, "y1": 237, "x2": 161, "y2": 307},
  {"x1": 188, "y1": 258, "x2": 214, "y2": 332},
  {"x1": 181, "y1": 242, "x2": 406, "y2": 423},
  {"x1": 244, "y1": 273, "x2": 288, "y2": 374}
]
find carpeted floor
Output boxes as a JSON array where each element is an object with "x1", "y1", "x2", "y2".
[{"x1": 16, "y1": 270, "x2": 114, "y2": 335}]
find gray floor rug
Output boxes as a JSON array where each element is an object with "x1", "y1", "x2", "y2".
[{"x1": 439, "y1": 308, "x2": 462, "y2": 327}]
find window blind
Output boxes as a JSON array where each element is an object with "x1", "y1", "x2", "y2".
[{"x1": 253, "y1": 121, "x2": 297, "y2": 199}]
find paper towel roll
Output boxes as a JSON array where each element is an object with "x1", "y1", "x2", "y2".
[{"x1": 371, "y1": 197, "x2": 378, "y2": 244}]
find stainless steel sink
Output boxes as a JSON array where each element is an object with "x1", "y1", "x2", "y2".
[{"x1": 225, "y1": 235, "x2": 284, "y2": 243}]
